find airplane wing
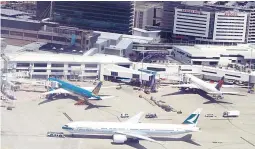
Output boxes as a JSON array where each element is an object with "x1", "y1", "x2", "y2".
[
  {"x1": 221, "y1": 85, "x2": 248, "y2": 88},
  {"x1": 207, "y1": 83, "x2": 248, "y2": 88},
  {"x1": 124, "y1": 112, "x2": 144, "y2": 123},
  {"x1": 169, "y1": 84, "x2": 199, "y2": 89},
  {"x1": 88, "y1": 96, "x2": 115, "y2": 100},
  {"x1": 42, "y1": 88, "x2": 71, "y2": 95},
  {"x1": 208, "y1": 91, "x2": 246, "y2": 96},
  {"x1": 81, "y1": 86, "x2": 117, "y2": 91},
  {"x1": 115, "y1": 131, "x2": 163, "y2": 145}
]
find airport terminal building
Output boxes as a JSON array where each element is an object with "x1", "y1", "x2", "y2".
[{"x1": 172, "y1": 44, "x2": 255, "y2": 67}]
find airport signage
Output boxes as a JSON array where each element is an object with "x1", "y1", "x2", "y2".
[{"x1": 181, "y1": 9, "x2": 201, "y2": 14}]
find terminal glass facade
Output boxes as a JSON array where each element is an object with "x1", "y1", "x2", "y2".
[{"x1": 53, "y1": 1, "x2": 134, "y2": 34}]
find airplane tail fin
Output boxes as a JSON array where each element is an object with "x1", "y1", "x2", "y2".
[
  {"x1": 215, "y1": 76, "x2": 224, "y2": 91},
  {"x1": 182, "y1": 108, "x2": 202, "y2": 127},
  {"x1": 92, "y1": 81, "x2": 103, "y2": 95}
]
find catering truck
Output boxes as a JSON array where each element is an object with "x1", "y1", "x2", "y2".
[{"x1": 223, "y1": 110, "x2": 240, "y2": 117}]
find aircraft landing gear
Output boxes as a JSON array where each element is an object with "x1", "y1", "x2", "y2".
[
  {"x1": 216, "y1": 96, "x2": 224, "y2": 100},
  {"x1": 180, "y1": 88, "x2": 186, "y2": 91}
]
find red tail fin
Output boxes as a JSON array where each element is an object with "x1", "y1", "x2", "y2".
[{"x1": 215, "y1": 76, "x2": 224, "y2": 90}]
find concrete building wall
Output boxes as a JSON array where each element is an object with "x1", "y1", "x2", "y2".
[
  {"x1": 213, "y1": 11, "x2": 248, "y2": 43},
  {"x1": 11, "y1": 60, "x2": 131, "y2": 81},
  {"x1": 248, "y1": 10, "x2": 255, "y2": 43},
  {"x1": 173, "y1": 8, "x2": 211, "y2": 38}
]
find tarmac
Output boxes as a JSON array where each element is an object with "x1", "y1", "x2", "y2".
[{"x1": 1, "y1": 81, "x2": 255, "y2": 149}]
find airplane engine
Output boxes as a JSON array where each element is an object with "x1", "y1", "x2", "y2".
[
  {"x1": 112, "y1": 134, "x2": 127, "y2": 144},
  {"x1": 51, "y1": 81, "x2": 59, "y2": 89}
]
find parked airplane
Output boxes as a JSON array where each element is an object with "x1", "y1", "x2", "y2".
[
  {"x1": 41, "y1": 78, "x2": 114, "y2": 105},
  {"x1": 170, "y1": 74, "x2": 244, "y2": 99},
  {"x1": 62, "y1": 108, "x2": 202, "y2": 145}
]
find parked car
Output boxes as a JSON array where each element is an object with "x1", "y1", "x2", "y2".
[
  {"x1": 120, "y1": 113, "x2": 129, "y2": 118},
  {"x1": 145, "y1": 113, "x2": 157, "y2": 118}
]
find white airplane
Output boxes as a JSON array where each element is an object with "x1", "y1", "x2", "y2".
[
  {"x1": 170, "y1": 74, "x2": 244, "y2": 99},
  {"x1": 62, "y1": 108, "x2": 202, "y2": 145}
]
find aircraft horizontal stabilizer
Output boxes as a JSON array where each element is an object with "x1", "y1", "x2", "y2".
[
  {"x1": 124, "y1": 112, "x2": 144, "y2": 123},
  {"x1": 115, "y1": 131, "x2": 163, "y2": 145}
]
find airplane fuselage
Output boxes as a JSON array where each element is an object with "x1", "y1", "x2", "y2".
[
  {"x1": 62, "y1": 121, "x2": 199, "y2": 137},
  {"x1": 49, "y1": 78, "x2": 100, "y2": 100},
  {"x1": 185, "y1": 74, "x2": 222, "y2": 96}
]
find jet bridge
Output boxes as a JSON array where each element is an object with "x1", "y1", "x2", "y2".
[{"x1": 102, "y1": 64, "x2": 153, "y2": 82}]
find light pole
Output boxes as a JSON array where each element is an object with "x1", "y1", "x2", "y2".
[{"x1": 140, "y1": 51, "x2": 145, "y2": 88}]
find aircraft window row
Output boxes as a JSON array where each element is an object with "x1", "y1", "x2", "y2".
[
  {"x1": 202, "y1": 70, "x2": 217, "y2": 74},
  {"x1": 225, "y1": 74, "x2": 241, "y2": 78},
  {"x1": 181, "y1": 69, "x2": 192, "y2": 71}
]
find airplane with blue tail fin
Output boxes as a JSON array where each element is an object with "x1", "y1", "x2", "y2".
[{"x1": 42, "y1": 78, "x2": 115, "y2": 105}]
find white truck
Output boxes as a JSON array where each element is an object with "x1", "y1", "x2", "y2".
[{"x1": 223, "y1": 110, "x2": 240, "y2": 117}]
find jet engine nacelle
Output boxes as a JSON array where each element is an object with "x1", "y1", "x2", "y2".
[{"x1": 112, "y1": 134, "x2": 127, "y2": 144}]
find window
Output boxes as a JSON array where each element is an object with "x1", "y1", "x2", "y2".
[
  {"x1": 147, "y1": 67, "x2": 166, "y2": 72},
  {"x1": 111, "y1": 71, "x2": 118, "y2": 76},
  {"x1": 34, "y1": 69, "x2": 47, "y2": 72},
  {"x1": 176, "y1": 27, "x2": 206, "y2": 32},
  {"x1": 10, "y1": 31, "x2": 23, "y2": 36},
  {"x1": 181, "y1": 69, "x2": 192, "y2": 71},
  {"x1": 225, "y1": 74, "x2": 240, "y2": 78},
  {"x1": 202, "y1": 70, "x2": 217, "y2": 74},
  {"x1": 51, "y1": 63, "x2": 64, "y2": 67},
  {"x1": 68, "y1": 64, "x2": 81, "y2": 67},
  {"x1": 85, "y1": 70, "x2": 98, "y2": 73},
  {"x1": 176, "y1": 24, "x2": 206, "y2": 29},
  {"x1": 218, "y1": 15, "x2": 244, "y2": 18},
  {"x1": 38, "y1": 35, "x2": 52, "y2": 40},
  {"x1": 177, "y1": 17, "x2": 207, "y2": 22},
  {"x1": 176, "y1": 20, "x2": 206, "y2": 25},
  {"x1": 177, "y1": 14, "x2": 207, "y2": 19},
  {"x1": 85, "y1": 76, "x2": 98, "y2": 79},
  {"x1": 51, "y1": 70, "x2": 64, "y2": 72},
  {"x1": 175, "y1": 30, "x2": 205, "y2": 35},
  {"x1": 85, "y1": 64, "x2": 98, "y2": 68},
  {"x1": 209, "y1": 62, "x2": 218, "y2": 65},
  {"x1": 193, "y1": 61, "x2": 202, "y2": 65},
  {"x1": 132, "y1": 74, "x2": 140, "y2": 79},
  {"x1": 34, "y1": 63, "x2": 47, "y2": 67},
  {"x1": 17, "y1": 63, "x2": 30, "y2": 67}
]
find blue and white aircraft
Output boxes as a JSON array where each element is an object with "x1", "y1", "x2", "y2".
[{"x1": 42, "y1": 78, "x2": 114, "y2": 105}]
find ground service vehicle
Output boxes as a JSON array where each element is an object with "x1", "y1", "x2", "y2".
[
  {"x1": 223, "y1": 110, "x2": 240, "y2": 117},
  {"x1": 145, "y1": 113, "x2": 157, "y2": 118},
  {"x1": 120, "y1": 113, "x2": 129, "y2": 118}
]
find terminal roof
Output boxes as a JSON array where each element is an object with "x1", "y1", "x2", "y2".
[
  {"x1": 174, "y1": 44, "x2": 255, "y2": 59},
  {"x1": 8, "y1": 52, "x2": 131, "y2": 64}
]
